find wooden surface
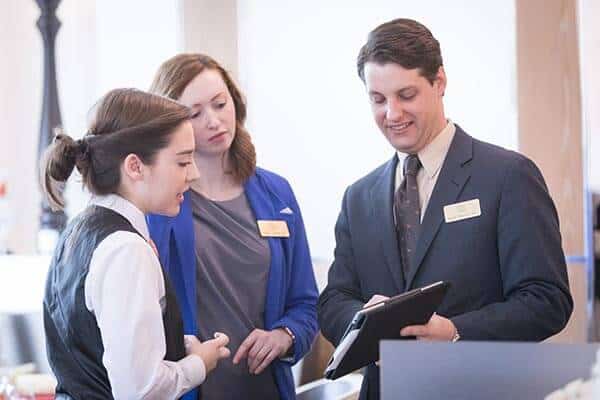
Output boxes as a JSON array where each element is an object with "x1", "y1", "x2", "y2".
[
  {"x1": 516, "y1": 0, "x2": 587, "y2": 341},
  {"x1": 516, "y1": 0, "x2": 584, "y2": 256},
  {"x1": 548, "y1": 263, "x2": 588, "y2": 343}
]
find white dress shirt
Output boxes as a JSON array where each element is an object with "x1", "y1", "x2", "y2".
[
  {"x1": 84, "y1": 194, "x2": 206, "y2": 400},
  {"x1": 395, "y1": 120, "x2": 456, "y2": 221}
]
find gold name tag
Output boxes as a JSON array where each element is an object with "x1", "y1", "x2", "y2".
[
  {"x1": 257, "y1": 220, "x2": 290, "y2": 237},
  {"x1": 443, "y1": 199, "x2": 481, "y2": 223}
]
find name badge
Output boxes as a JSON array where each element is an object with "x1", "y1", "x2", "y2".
[
  {"x1": 257, "y1": 220, "x2": 290, "y2": 238},
  {"x1": 443, "y1": 199, "x2": 481, "y2": 223}
]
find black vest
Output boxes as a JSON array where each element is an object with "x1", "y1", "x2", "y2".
[{"x1": 43, "y1": 205, "x2": 185, "y2": 399}]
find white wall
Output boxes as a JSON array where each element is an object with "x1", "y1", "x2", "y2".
[
  {"x1": 64, "y1": 0, "x2": 182, "y2": 223},
  {"x1": 180, "y1": 0, "x2": 238, "y2": 78},
  {"x1": 237, "y1": 1, "x2": 517, "y2": 259},
  {"x1": 0, "y1": 1, "x2": 520, "y2": 257}
]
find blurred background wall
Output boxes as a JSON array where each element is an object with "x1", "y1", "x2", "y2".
[
  {"x1": 0, "y1": 0, "x2": 519, "y2": 257},
  {"x1": 0, "y1": 0, "x2": 598, "y2": 350}
]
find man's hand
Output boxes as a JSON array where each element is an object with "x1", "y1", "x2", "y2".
[
  {"x1": 365, "y1": 295, "x2": 390, "y2": 367},
  {"x1": 400, "y1": 313, "x2": 457, "y2": 341},
  {"x1": 363, "y1": 294, "x2": 389, "y2": 308},
  {"x1": 232, "y1": 328, "x2": 293, "y2": 374}
]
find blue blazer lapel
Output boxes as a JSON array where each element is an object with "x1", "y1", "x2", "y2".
[
  {"x1": 244, "y1": 174, "x2": 288, "y2": 327},
  {"x1": 406, "y1": 127, "x2": 473, "y2": 289},
  {"x1": 370, "y1": 155, "x2": 405, "y2": 292},
  {"x1": 171, "y1": 192, "x2": 198, "y2": 333}
]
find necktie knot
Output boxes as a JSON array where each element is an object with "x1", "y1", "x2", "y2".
[{"x1": 403, "y1": 154, "x2": 421, "y2": 177}]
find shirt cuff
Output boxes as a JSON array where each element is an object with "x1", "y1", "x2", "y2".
[{"x1": 179, "y1": 354, "x2": 206, "y2": 387}]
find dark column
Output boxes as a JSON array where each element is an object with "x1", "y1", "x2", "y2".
[{"x1": 36, "y1": 0, "x2": 67, "y2": 234}]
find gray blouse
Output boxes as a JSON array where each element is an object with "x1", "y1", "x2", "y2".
[{"x1": 190, "y1": 190, "x2": 280, "y2": 399}]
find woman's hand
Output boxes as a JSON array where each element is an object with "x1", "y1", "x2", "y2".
[
  {"x1": 185, "y1": 333, "x2": 231, "y2": 373},
  {"x1": 232, "y1": 328, "x2": 293, "y2": 374}
]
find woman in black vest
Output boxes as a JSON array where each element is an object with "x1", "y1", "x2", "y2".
[{"x1": 41, "y1": 88, "x2": 230, "y2": 400}]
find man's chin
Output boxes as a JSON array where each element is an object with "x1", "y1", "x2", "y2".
[{"x1": 390, "y1": 138, "x2": 420, "y2": 154}]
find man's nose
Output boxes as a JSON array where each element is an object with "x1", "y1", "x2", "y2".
[{"x1": 386, "y1": 98, "x2": 404, "y2": 121}]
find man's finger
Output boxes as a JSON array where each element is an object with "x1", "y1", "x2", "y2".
[
  {"x1": 363, "y1": 294, "x2": 389, "y2": 308},
  {"x1": 400, "y1": 325, "x2": 427, "y2": 337}
]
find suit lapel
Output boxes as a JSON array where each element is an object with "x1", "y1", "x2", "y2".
[
  {"x1": 370, "y1": 155, "x2": 405, "y2": 292},
  {"x1": 405, "y1": 127, "x2": 474, "y2": 289}
]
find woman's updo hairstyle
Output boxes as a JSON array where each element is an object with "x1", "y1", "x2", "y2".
[{"x1": 41, "y1": 88, "x2": 191, "y2": 210}]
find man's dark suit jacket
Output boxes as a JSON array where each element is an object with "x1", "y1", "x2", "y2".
[{"x1": 318, "y1": 126, "x2": 573, "y2": 400}]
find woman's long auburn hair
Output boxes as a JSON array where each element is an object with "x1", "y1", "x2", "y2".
[{"x1": 149, "y1": 54, "x2": 256, "y2": 184}]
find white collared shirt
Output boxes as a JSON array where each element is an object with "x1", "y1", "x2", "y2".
[
  {"x1": 395, "y1": 120, "x2": 456, "y2": 221},
  {"x1": 84, "y1": 194, "x2": 205, "y2": 400}
]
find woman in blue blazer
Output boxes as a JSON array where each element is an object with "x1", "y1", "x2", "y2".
[{"x1": 147, "y1": 54, "x2": 318, "y2": 400}]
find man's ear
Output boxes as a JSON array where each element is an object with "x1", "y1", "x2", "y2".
[
  {"x1": 435, "y1": 66, "x2": 447, "y2": 97},
  {"x1": 122, "y1": 153, "x2": 145, "y2": 181}
]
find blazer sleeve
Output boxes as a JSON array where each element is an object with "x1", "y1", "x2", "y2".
[
  {"x1": 451, "y1": 155, "x2": 573, "y2": 340},
  {"x1": 271, "y1": 181, "x2": 319, "y2": 364},
  {"x1": 317, "y1": 187, "x2": 365, "y2": 346}
]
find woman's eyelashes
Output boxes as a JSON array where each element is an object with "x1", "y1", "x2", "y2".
[{"x1": 190, "y1": 101, "x2": 225, "y2": 119}]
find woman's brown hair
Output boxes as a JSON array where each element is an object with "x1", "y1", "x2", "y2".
[
  {"x1": 40, "y1": 88, "x2": 191, "y2": 210},
  {"x1": 149, "y1": 53, "x2": 256, "y2": 183}
]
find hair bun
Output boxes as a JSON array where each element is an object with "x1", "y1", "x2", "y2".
[{"x1": 47, "y1": 134, "x2": 77, "y2": 182}]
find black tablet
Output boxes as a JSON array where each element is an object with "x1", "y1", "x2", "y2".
[{"x1": 325, "y1": 281, "x2": 451, "y2": 380}]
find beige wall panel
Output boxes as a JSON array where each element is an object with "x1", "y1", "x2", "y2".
[
  {"x1": 180, "y1": 0, "x2": 238, "y2": 80},
  {"x1": 516, "y1": 0, "x2": 584, "y2": 257},
  {"x1": 547, "y1": 263, "x2": 587, "y2": 343}
]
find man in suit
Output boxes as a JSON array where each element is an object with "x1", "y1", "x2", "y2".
[{"x1": 317, "y1": 18, "x2": 573, "y2": 400}]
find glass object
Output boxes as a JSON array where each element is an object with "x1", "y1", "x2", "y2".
[
  {"x1": 0, "y1": 369, "x2": 16, "y2": 400},
  {"x1": 0, "y1": 367, "x2": 35, "y2": 400},
  {"x1": 592, "y1": 349, "x2": 600, "y2": 399}
]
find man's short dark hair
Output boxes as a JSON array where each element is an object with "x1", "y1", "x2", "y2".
[{"x1": 357, "y1": 18, "x2": 443, "y2": 85}]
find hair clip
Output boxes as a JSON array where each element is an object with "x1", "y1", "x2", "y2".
[
  {"x1": 52, "y1": 126, "x2": 65, "y2": 142},
  {"x1": 53, "y1": 126, "x2": 65, "y2": 137}
]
